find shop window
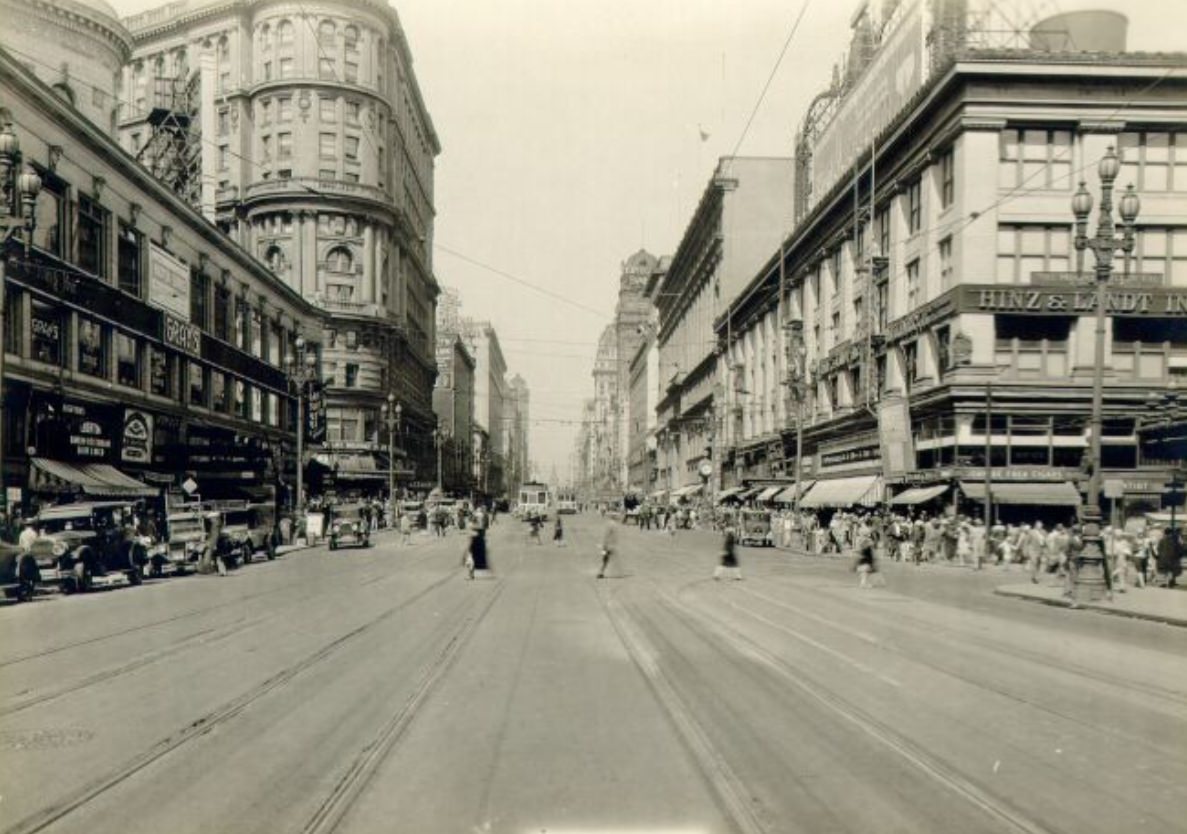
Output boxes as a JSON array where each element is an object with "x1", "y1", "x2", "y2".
[
  {"x1": 77, "y1": 196, "x2": 109, "y2": 277},
  {"x1": 150, "y1": 345, "x2": 173, "y2": 398},
  {"x1": 189, "y1": 361, "x2": 207, "y2": 407},
  {"x1": 1101, "y1": 445, "x2": 1137, "y2": 469},
  {"x1": 75, "y1": 316, "x2": 104, "y2": 377},
  {"x1": 116, "y1": 332, "x2": 139, "y2": 388},
  {"x1": 1052, "y1": 446, "x2": 1084, "y2": 468},
  {"x1": 117, "y1": 224, "x2": 142, "y2": 297}
]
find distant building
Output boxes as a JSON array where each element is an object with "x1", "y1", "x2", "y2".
[
  {"x1": 433, "y1": 334, "x2": 474, "y2": 494},
  {"x1": 460, "y1": 319, "x2": 507, "y2": 498}
]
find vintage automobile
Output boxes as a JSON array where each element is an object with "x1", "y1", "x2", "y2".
[
  {"x1": 328, "y1": 504, "x2": 371, "y2": 550},
  {"x1": 0, "y1": 541, "x2": 40, "y2": 602},
  {"x1": 738, "y1": 509, "x2": 775, "y2": 547},
  {"x1": 399, "y1": 500, "x2": 425, "y2": 528},
  {"x1": 225, "y1": 502, "x2": 278, "y2": 564},
  {"x1": 157, "y1": 506, "x2": 206, "y2": 575},
  {"x1": 27, "y1": 502, "x2": 149, "y2": 592}
]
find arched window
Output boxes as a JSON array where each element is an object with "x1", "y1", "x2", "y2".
[
  {"x1": 318, "y1": 20, "x2": 336, "y2": 47},
  {"x1": 218, "y1": 35, "x2": 229, "y2": 61},
  {"x1": 259, "y1": 23, "x2": 270, "y2": 49},
  {"x1": 265, "y1": 245, "x2": 286, "y2": 273},
  {"x1": 326, "y1": 246, "x2": 353, "y2": 273},
  {"x1": 344, "y1": 25, "x2": 359, "y2": 50},
  {"x1": 277, "y1": 20, "x2": 294, "y2": 47}
]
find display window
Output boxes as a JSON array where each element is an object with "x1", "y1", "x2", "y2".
[{"x1": 30, "y1": 299, "x2": 63, "y2": 365}]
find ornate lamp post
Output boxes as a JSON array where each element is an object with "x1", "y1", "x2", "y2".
[
  {"x1": 380, "y1": 394, "x2": 401, "y2": 504},
  {"x1": 284, "y1": 336, "x2": 317, "y2": 512},
  {"x1": 783, "y1": 319, "x2": 808, "y2": 514},
  {"x1": 433, "y1": 426, "x2": 447, "y2": 492},
  {"x1": 1070, "y1": 145, "x2": 1140, "y2": 601},
  {"x1": 1, "y1": 123, "x2": 42, "y2": 504}
]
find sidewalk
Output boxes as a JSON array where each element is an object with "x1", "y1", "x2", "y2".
[{"x1": 995, "y1": 581, "x2": 1187, "y2": 627}]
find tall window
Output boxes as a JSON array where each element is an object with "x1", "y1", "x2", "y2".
[
  {"x1": 938, "y1": 236, "x2": 954, "y2": 289},
  {"x1": 318, "y1": 19, "x2": 336, "y2": 46},
  {"x1": 278, "y1": 57, "x2": 293, "y2": 78},
  {"x1": 344, "y1": 135, "x2": 359, "y2": 160},
  {"x1": 214, "y1": 284, "x2": 231, "y2": 340},
  {"x1": 265, "y1": 245, "x2": 285, "y2": 274},
  {"x1": 217, "y1": 108, "x2": 229, "y2": 135},
  {"x1": 1118, "y1": 131, "x2": 1186, "y2": 192},
  {"x1": 277, "y1": 19, "x2": 294, "y2": 46},
  {"x1": 30, "y1": 299, "x2": 63, "y2": 365},
  {"x1": 902, "y1": 341, "x2": 918, "y2": 391},
  {"x1": 344, "y1": 25, "x2": 359, "y2": 51},
  {"x1": 346, "y1": 100, "x2": 360, "y2": 125},
  {"x1": 277, "y1": 132, "x2": 292, "y2": 159},
  {"x1": 326, "y1": 246, "x2": 353, "y2": 272},
  {"x1": 320, "y1": 97, "x2": 336, "y2": 121},
  {"x1": 934, "y1": 325, "x2": 951, "y2": 374},
  {"x1": 344, "y1": 62, "x2": 358, "y2": 83},
  {"x1": 999, "y1": 129, "x2": 1073, "y2": 190},
  {"x1": 319, "y1": 132, "x2": 336, "y2": 157},
  {"x1": 996, "y1": 224, "x2": 1072, "y2": 284},
  {"x1": 906, "y1": 179, "x2": 922, "y2": 234},
  {"x1": 78, "y1": 316, "x2": 105, "y2": 378},
  {"x1": 150, "y1": 345, "x2": 173, "y2": 398},
  {"x1": 1133, "y1": 227, "x2": 1187, "y2": 287},
  {"x1": 211, "y1": 371, "x2": 227, "y2": 411},
  {"x1": 875, "y1": 278, "x2": 889, "y2": 331},
  {"x1": 190, "y1": 362, "x2": 207, "y2": 407},
  {"x1": 117, "y1": 224, "x2": 142, "y2": 297},
  {"x1": 116, "y1": 332, "x2": 139, "y2": 388},
  {"x1": 190, "y1": 269, "x2": 210, "y2": 330},
  {"x1": 77, "y1": 196, "x2": 108, "y2": 277},
  {"x1": 938, "y1": 147, "x2": 955, "y2": 208},
  {"x1": 218, "y1": 145, "x2": 229, "y2": 171},
  {"x1": 345, "y1": 363, "x2": 359, "y2": 387},
  {"x1": 32, "y1": 171, "x2": 66, "y2": 256},
  {"x1": 906, "y1": 258, "x2": 921, "y2": 310},
  {"x1": 277, "y1": 96, "x2": 292, "y2": 122}
]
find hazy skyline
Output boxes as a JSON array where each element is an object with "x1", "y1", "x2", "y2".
[{"x1": 110, "y1": 0, "x2": 1187, "y2": 482}]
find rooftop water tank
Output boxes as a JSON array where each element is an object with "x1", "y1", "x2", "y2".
[{"x1": 1029, "y1": 10, "x2": 1128, "y2": 52}]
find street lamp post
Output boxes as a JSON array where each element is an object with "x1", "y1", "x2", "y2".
[
  {"x1": 1071, "y1": 145, "x2": 1140, "y2": 601},
  {"x1": 284, "y1": 337, "x2": 317, "y2": 513},
  {"x1": 0, "y1": 122, "x2": 42, "y2": 506},
  {"x1": 783, "y1": 320, "x2": 807, "y2": 514},
  {"x1": 380, "y1": 394, "x2": 402, "y2": 505},
  {"x1": 433, "y1": 427, "x2": 446, "y2": 492}
]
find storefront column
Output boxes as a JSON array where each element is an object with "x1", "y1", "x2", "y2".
[
  {"x1": 362, "y1": 221, "x2": 375, "y2": 304},
  {"x1": 302, "y1": 210, "x2": 318, "y2": 299}
]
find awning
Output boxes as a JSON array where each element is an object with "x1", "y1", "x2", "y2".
[
  {"x1": 315, "y1": 452, "x2": 388, "y2": 481},
  {"x1": 31, "y1": 458, "x2": 157, "y2": 498},
  {"x1": 649, "y1": 489, "x2": 668, "y2": 501},
  {"x1": 891, "y1": 484, "x2": 950, "y2": 506},
  {"x1": 959, "y1": 481, "x2": 1082, "y2": 507},
  {"x1": 773, "y1": 482, "x2": 814, "y2": 504},
  {"x1": 736, "y1": 487, "x2": 761, "y2": 501},
  {"x1": 672, "y1": 483, "x2": 703, "y2": 498},
  {"x1": 799, "y1": 475, "x2": 882, "y2": 509},
  {"x1": 756, "y1": 486, "x2": 783, "y2": 502},
  {"x1": 715, "y1": 486, "x2": 744, "y2": 502}
]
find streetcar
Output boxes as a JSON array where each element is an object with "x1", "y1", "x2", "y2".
[
  {"x1": 517, "y1": 482, "x2": 551, "y2": 521},
  {"x1": 555, "y1": 490, "x2": 578, "y2": 514}
]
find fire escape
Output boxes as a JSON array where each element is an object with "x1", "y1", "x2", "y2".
[{"x1": 137, "y1": 72, "x2": 201, "y2": 210}]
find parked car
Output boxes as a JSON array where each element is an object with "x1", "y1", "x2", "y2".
[
  {"x1": 738, "y1": 509, "x2": 774, "y2": 547},
  {"x1": 0, "y1": 541, "x2": 40, "y2": 602},
  {"x1": 27, "y1": 502, "x2": 149, "y2": 593},
  {"x1": 328, "y1": 504, "x2": 371, "y2": 550},
  {"x1": 224, "y1": 502, "x2": 277, "y2": 564},
  {"x1": 399, "y1": 501, "x2": 425, "y2": 528},
  {"x1": 157, "y1": 507, "x2": 206, "y2": 575}
]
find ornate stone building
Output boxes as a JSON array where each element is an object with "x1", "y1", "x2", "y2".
[{"x1": 118, "y1": 0, "x2": 440, "y2": 486}]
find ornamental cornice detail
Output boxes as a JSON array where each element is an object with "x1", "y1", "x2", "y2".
[{"x1": 19, "y1": 2, "x2": 133, "y2": 57}]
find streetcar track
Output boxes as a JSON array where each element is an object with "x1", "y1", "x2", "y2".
[
  {"x1": 1, "y1": 567, "x2": 463, "y2": 834},
  {"x1": 302, "y1": 578, "x2": 507, "y2": 834},
  {"x1": 649, "y1": 583, "x2": 1058, "y2": 834},
  {"x1": 595, "y1": 583, "x2": 768, "y2": 834},
  {"x1": 0, "y1": 541, "x2": 445, "y2": 669}
]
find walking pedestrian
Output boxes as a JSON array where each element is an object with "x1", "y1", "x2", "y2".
[
  {"x1": 714, "y1": 525, "x2": 742, "y2": 581},
  {"x1": 399, "y1": 512, "x2": 412, "y2": 546},
  {"x1": 463, "y1": 522, "x2": 489, "y2": 579},
  {"x1": 597, "y1": 518, "x2": 618, "y2": 579},
  {"x1": 854, "y1": 533, "x2": 880, "y2": 588},
  {"x1": 528, "y1": 513, "x2": 543, "y2": 545},
  {"x1": 553, "y1": 515, "x2": 565, "y2": 547}
]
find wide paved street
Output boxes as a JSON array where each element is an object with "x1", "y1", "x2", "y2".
[{"x1": 1, "y1": 514, "x2": 1185, "y2": 834}]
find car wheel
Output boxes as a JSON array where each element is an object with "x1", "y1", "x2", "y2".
[{"x1": 16, "y1": 579, "x2": 36, "y2": 602}]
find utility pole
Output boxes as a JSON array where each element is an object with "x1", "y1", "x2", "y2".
[{"x1": 984, "y1": 382, "x2": 993, "y2": 525}]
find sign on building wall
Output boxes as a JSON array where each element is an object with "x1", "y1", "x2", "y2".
[
  {"x1": 121, "y1": 409, "x2": 154, "y2": 464},
  {"x1": 148, "y1": 242, "x2": 191, "y2": 319},
  {"x1": 809, "y1": 1, "x2": 924, "y2": 209},
  {"x1": 163, "y1": 313, "x2": 202, "y2": 356},
  {"x1": 878, "y1": 396, "x2": 915, "y2": 478},
  {"x1": 305, "y1": 380, "x2": 326, "y2": 443}
]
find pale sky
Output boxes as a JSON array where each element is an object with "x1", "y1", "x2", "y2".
[{"x1": 111, "y1": 0, "x2": 1187, "y2": 482}]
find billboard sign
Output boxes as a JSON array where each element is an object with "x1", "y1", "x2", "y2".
[
  {"x1": 148, "y1": 242, "x2": 190, "y2": 319},
  {"x1": 121, "y1": 409, "x2": 154, "y2": 464},
  {"x1": 809, "y1": 1, "x2": 925, "y2": 209}
]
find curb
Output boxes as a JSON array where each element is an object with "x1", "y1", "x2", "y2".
[{"x1": 993, "y1": 586, "x2": 1187, "y2": 628}]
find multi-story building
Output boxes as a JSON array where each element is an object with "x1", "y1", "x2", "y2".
[
  {"x1": 719, "y1": 0, "x2": 1187, "y2": 523},
  {"x1": 626, "y1": 258, "x2": 667, "y2": 495},
  {"x1": 460, "y1": 319, "x2": 507, "y2": 498},
  {"x1": 654, "y1": 156, "x2": 795, "y2": 498},
  {"x1": 504, "y1": 373, "x2": 529, "y2": 497},
  {"x1": 432, "y1": 333, "x2": 474, "y2": 493},
  {"x1": 0, "y1": 8, "x2": 322, "y2": 510},
  {"x1": 586, "y1": 323, "x2": 619, "y2": 501},
  {"x1": 613, "y1": 250, "x2": 657, "y2": 487},
  {"x1": 118, "y1": 0, "x2": 441, "y2": 490}
]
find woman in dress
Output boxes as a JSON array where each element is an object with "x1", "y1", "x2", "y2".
[{"x1": 714, "y1": 525, "x2": 742, "y2": 581}]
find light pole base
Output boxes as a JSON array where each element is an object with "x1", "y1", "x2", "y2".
[{"x1": 1073, "y1": 509, "x2": 1111, "y2": 603}]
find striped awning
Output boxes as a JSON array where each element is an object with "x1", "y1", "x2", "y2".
[
  {"x1": 890, "y1": 484, "x2": 950, "y2": 505},
  {"x1": 773, "y1": 482, "x2": 813, "y2": 504},
  {"x1": 960, "y1": 481, "x2": 1082, "y2": 507},
  {"x1": 31, "y1": 458, "x2": 157, "y2": 498},
  {"x1": 715, "y1": 486, "x2": 744, "y2": 502},
  {"x1": 756, "y1": 486, "x2": 783, "y2": 502},
  {"x1": 672, "y1": 483, "x2": 704, "y2": 498},
  {"x1": 799, "y1": 475, "x2": 882, "y2": 509}
]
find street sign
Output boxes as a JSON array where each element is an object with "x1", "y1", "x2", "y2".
[{"x1": 182, "y1": 477, "x2": 199, "y2": 495}]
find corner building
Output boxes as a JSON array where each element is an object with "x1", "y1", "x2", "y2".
[
  {"x1": 119, "y1": 0, "x2": 441, "y2": 486},
  {"x1": 719, "y1": 1, "x2": 1187, "y2": 524}
]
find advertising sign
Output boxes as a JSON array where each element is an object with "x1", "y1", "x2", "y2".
[
  {"x1": 121, "y1": 409, "x2": 154, "y2": 464},
  {"x1": 62, "y1": 401, "x2": 114, "y2": 461},
  {"x1": 809, "y1": 1, "x2": 924, "y2": 209},
  {"x1": 878, "y1": 396, "x2": 915, "y2": 478},
  {"x1": 163, "y1": 313, "x2": 202, "y2": 357},
  {"x1": 305, "y1": 380, "x2": 326, "y2": 443},
  {"x1": 964, "y1": 285, "x2": 1187, "y2": 317},
  {"x1": 148, "y1": 242, "x2": 191, "y2": 319}
]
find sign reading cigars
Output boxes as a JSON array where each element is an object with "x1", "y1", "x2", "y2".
[{"x1": 163, "y1": 313, "x2": 201, "y2": 356}]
